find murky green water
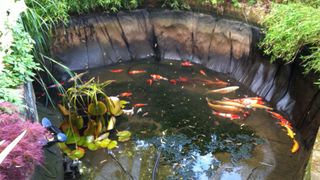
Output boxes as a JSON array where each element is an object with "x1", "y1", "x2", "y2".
[{"x1": 38, "y1": 59, "x2": 305, "y2": 180}]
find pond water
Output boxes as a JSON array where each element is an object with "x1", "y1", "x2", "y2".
[{"x1": 39, "y1": 59, "x2": 305, "y2": 180}]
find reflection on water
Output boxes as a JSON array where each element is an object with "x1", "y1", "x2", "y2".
[{"x1": 41, "y1": 59, "x2": 305, "y2": 180}]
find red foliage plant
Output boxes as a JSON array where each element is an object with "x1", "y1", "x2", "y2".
[{"x1": 0, "y1": 102, "x2": 47, "y2": 180}]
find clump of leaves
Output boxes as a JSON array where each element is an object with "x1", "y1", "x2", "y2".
[
  {"x1": 161, "y1": 0, "x2": 191, "y2": 9},
  {"x1": 0, "y1": 20, "x2": 40, "y2": 104},
  {"x1": 260, "y1": 3, "x2": 320, "y2": 84},
  {"x1": 0, "y1": 102, "x2": 47, "y2": 180},
  {"x1": 57, "y1": 78, "x2": 131, "y2": 159}
]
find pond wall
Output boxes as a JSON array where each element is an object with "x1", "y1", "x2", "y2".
[{"x1": 51, "y1": 9, "x2": 320, "y2": 153}]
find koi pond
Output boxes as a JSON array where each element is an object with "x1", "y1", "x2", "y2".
[{"x1": 37, "y1": 59, "x2": 305, "y2": 180}]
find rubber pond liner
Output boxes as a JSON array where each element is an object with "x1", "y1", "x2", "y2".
[{"x1": 40, "y1": 10, "x2": 320, "y2": 179}]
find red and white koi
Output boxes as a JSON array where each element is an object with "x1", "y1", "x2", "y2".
[
  {"x1": 128, "y1": 70, "x2": 146, "y2": 75},
  {"x1": 181, "y1": 61, "x2": 193, "y2": 67},
  {"x1": 212, "y1": 111, "x2": 241, "y2": 120},
  {"x1": 110, "y1": 69, "x2": 123, "y2": 73},
  {"x1": 150, "y1": 74, "x2": 168, "y2": 81},
  {"x1": 133, "y1": 103, "x2": 147, "y2": 108},
  {"x1": 267, "y1": 110, "x2": 293, "y2": 129},
  {"x1": 267, "y1": 110, "x2": 283, "y2": 119},
  {"x1": 146, "y1": 79, "x2": 153, "y2": 85},
  {"x1": 199, "y1": 70, "x2": 207, "y2": 76}
]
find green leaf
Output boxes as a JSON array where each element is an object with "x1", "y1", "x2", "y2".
[
  {"x1": 65, "y1": 128, "x2": 80, "y2": 144},
  {"x1": 107, "y1": 116, "x2": 116, "y2": 131},
  {"x1": 87, "y1": 142, "x2": 99, "y2": 151},
  {"x1": 107, "y1": 140, "x2": 118, "y2": 150},
  {"x1": 117, "y1": 130, "x2": 131, "y2": 142},
  {"x1": 68, "y1": 147, "x2": 85, "y2": 160},
  {"x1": 88, "y1": 101, "x2": 107, "y2": 115}
]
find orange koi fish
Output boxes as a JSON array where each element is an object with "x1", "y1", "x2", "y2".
[
  {"x1": 57, "y1": 93, "x2": 64, "y2": 97},
  {"x1": 48, "y1": 82, "x2": 65, "y2": 89},
  {"x1": 110, "y1": 69, "x2": 123, "y2": 73},
  {"x1": 150, "y1": 74, "x2": 168, "y2": 81},
  {"x1": 206, "y1": 86, "x2": 239, "y2": 94},
  {"x1": 267, "y1": 110, "x2": 283, "y2": 119},
  {"x1": 212, "y1": 111, "x2": 241, "y2": 120},
  {"x1": 128, "y1": 70, "x2": 146, "y2": 74},
  {"x1": 119, "y1": 92, "x2": 133, "y2": 97},
  {"x1": 178, "y1": 76, "x2": 188, "y2": 82},
  {"x1": 170, "y1": 79, "x2": 177, "y2": 85},
  {"x1": 146, "y1": 79, "x2": 153, "y2": 85},
  {"x1": 291, "y1": 139, "x2": 299, "y2": 153},
  {"x1": 181, "y1": 61, "x2": 193, "y2": 67},
  {"x1": 199, "y1": 70, "x2": 207, "y2": 76},
  {"x1": 133, "y1": 103, "x2": 147, "y2": 108}
]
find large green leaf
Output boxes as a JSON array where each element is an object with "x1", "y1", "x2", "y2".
[
  {"x1": 68, "y1": 147, "x2": 85, "y2": 160},
  {"x1": 88, "y1": 101, "x2": 107, "y2": 115},
  {"x1": 107, "y1": 140, "x2": 118, "y2": 150},
  {"x1": 117, "y1": 130, "x2": 131, "y2": 142},
  {"x1": 106, "y1": 96, "x2": 123, "y2": 116}
]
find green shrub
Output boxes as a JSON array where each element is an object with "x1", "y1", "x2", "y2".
[
  {"x1": 0, "y1": 21, "x2": 40, "y2": 87},
  {"x1": 260, "y1": 3, "x2": 320, "y2": 82},
  {"x1": 0, "y1": 20, "x2": 40, "y2": 104},
  {"x1": 66, "y1": 0, "x2": 139, "y2": 14}
]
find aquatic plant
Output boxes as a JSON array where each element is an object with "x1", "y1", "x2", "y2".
[
  {"x1": 57, "y1": 78, "x2": 131, "y2": 160},
  {"x1": 0, "y1": 102, "x2": 47, "y2": 180}
]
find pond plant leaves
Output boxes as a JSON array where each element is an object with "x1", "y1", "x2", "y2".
[
  {"x1": 58, "y1": 104, "x2": 70, "y2": 116},
  {"x1": 88, "y1": 101, "x2": 107, "y2": 115},
  {"x1": 87, "y1": 142, "x2": 99, "y2": 151},
  {"x1": 106, "y1": 96, "x2": 123, "y2": 116},
  {"x1": 68, "y1": 147, "x2": 85, "y2": 160},
  {"x1": 65, "y1": 128, "x2": 80, "y2": 144},
  {"x1": 70, "y1": 114, "x2": 84, "y2": 129},
  {"x1": 107, "y1": 140, "x2": 118, "y2": 150},
  {"x1": 117, "y1": 130, "x2": 131, "y2": 142},
  {"x1": 56, "y1": 78, "x2": 131, "y2": 160},
  {"x1": 107, "y1": 116, "x2": 116, "y2": 131},
  {"x1": 84, "y1": 120, "x2": 102, "y2": 137}
]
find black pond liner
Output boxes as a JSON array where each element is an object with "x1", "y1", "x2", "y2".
[{"x1": 35, "y1": 9, "x2": 320, "y2": 180}]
